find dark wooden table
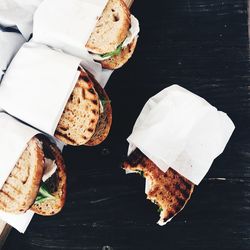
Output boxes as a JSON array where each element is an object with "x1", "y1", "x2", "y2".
[{"x1": 3, "y1": 0, "x2": 250, "y2": 249}]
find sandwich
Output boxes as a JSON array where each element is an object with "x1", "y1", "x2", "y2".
[
  {"x1": 0, "y1": 135, "x2": 66, "y2": 216},
  {"x1": 55, "y1": 68, "x2": 112, "y2": 146},
  {"x1": 122, "y1": 149, "x2": 195, "y2": 225},
  {"x1": 86, "y1": 0, "x2": 139, "y2": 69}
]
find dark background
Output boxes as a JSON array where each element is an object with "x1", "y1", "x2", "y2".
[{"x1": 3, "y1": 0, "x2": 250, "y2": 249}]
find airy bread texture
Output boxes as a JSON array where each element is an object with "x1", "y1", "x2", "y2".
[
  {"x1": 55, "y1": 70, "x2": 100, "y2": 146},
  {"x1": 55, "y1": 69, "x2": 112, "y2": 146},
  {"x1": 31, "y1": 137, "x2": 66, "y2": 216},
  {"x1": 0, "y1": 137, "x2": 44, "y2": 214},
  {"x1": 100, "y1": 37, "x2": 138, "y2": 69},
  {"x1": 86, "y1": 0, "x2": 131, "y2": 54},
  {"x1": 122, "y1": 149, "x2": 195, "y2": 225}
]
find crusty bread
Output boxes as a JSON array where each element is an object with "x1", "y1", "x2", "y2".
[
  {"x1": 31, "y1": 138, "x2": 66, "y2": 216},
  {"x1": 122, "y1": 149, "x2": 194, "y2": 225},
  {"x1": 86, "y1": 0, "x2": 131, "y2": 54},
  {"x1": 55, "y1": 70, "x2": 100, "y2": 146},
  {"x1": 0, "y1": 137, "x2": 44, "y2": 214},
  {"x1": 100, "y1": 37, "x2": 138, "y2": 69},
  {"x1": 85, "y1": 72, "x2": 112, "y2": 146}
]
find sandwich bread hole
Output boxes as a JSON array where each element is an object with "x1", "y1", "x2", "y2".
[{"x1": 113, "y1": 13, "x2": 120, "y2": 22}]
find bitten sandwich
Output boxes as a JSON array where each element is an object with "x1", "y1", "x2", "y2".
[
  {"x1": 55, "y1": 68, "x2": 112, "y2": 146},
  {"x1": 122, "y1": 149, "x2": 194, "y2": 225},
  {"x1": 0, "y1": 135, "x2": 66, "y2": 216},
  {"x1": 86, "y1": 0, "x2": 139, "y2": 69}
]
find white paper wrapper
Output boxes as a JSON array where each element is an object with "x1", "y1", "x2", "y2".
[
  {"x1": 0, "y1": 42, "x2": 83, "y2": 136},
  {"x1": 0, "y1": 30, "x2": 25, "y2": 75},
  {"x1": 128, "y1": 85, "x2": 235, "y2": 185},
  {"x1": 0, "y1": 0, "x2": 43, "y2": 40},
  {"x1": 32, "y1": 0, "x2": 112, "y2": 86},
  {"x1": 0, "y1": 112, "x2": 41, "y2": 232}
]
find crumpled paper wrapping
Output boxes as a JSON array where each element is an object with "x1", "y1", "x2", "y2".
[{"x1": 128, "y1": 85, "x2": 235, "y2": 185}]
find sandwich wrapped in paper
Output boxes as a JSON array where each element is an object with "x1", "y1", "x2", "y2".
[
  {"x1": 0, "y1": 42, "x2": 112, "y2": 146},
  {"x1": 122, "y1": 85, "x2": 235, "y2": 225},
  {"x1": 0, "y1": 113, "x2": 66, "y2": 233},
  {"x1": 0, "y1": 0, "x2": 43, "y2": 40},
  {"x1": 0, "y1": 29, "x2": 25, "y2": 80},
  {"x1": 33, "y1": 0, "x2": 140, "y2": 70}
]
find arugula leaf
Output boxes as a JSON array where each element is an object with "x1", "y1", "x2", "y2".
[
  {"x1": 157, "y1": 206, "x2": 163, "y2": 213},
  {"x1": 35, "y1": 182, "x2": 54, "y2": 204},
  {"x1": 100, "y1": 43, "x2": 123, "y2": 58},
  {"x1": 100, "y1": 99, "x2": 111, "y2": 110}
]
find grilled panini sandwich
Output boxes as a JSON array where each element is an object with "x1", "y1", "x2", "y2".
[
  {"x1": 86, "y1": 0, "x2": 139, "y2": 69},
  {"x1": 55, "y1": 68, "x2": 112, "y2": 146},
  {"x1": 0, "y1": 135, "x2": 66, "y2": 216},
  {"x1": 122, "y1": 149, "x2": 195, "y2": 225}
]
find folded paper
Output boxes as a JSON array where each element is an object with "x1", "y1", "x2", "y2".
[
  {"x1": 33, "y1": 0, "x2": 112, "y2": 85},
  {"x1": 0, "y1": 42, "x2": 82, "y2": 136},
  {"x1": 0, "y1": 0, "x2": 43, "y2": 40},
  {"x1": 128, "y1": 85, "x2": 235, "y2": 185},
  {"x1": 0, "y1": 30, "x2": 25, "y2": 75}
]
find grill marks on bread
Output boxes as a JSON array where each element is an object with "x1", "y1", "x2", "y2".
[
  {"x1": 55, "y1": 70, "x2": 100, "y2": 146},
  {"x1": 0, "y1": 138, "x2": 44, "y2": 213},
  {"x1": 122, "y1": 149, "x2": 194, "y2": 225},
  {"x1": 86, "y1": 0, "x2": 131, "y2": 54}
]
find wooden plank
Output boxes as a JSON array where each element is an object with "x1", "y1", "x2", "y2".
[{"x1": 0, "y1": 222, "x2": 11, "y2": 249}]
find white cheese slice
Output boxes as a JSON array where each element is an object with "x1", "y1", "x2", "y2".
[
  {"x1": 42, "y1": 158, "x2": 57, "y2": 182},
  {"x1": 122, "y1": 15, "x2": 140, "y2": 48}
]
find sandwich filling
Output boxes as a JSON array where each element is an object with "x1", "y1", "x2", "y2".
[
  {"x1": 91, "y1": 15, "x2": 139, "y2": 61},
  {"x1": 35, "y1": 142, "x2": 58, "y2": 204}
]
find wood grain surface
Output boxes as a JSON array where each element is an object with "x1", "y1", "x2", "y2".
[{"x1": 3, "y1": 0, "x2": 250, "y2": 249}]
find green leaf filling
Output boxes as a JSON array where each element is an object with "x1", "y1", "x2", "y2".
[
  {"x1": 157, "y1": 206, "x2": 163, "y2": 213},
  {"x1": 35, "y1": 182, "x2": 54, "y2": 204},
  {"x1": 100, "y1": 43, "x2": 123, "y2": 58}
]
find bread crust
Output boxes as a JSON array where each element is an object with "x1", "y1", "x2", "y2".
[
  {"x1": 122, "y1": 149, "x2": 195, "y2": 225},
  {"x1": 31, "y1": 137, "x2": 66, "y2": 216},
  {"x1": 0, "y1": 137, "x2": 44, "y2": 214},
  {"x1": 85, "y1": 72, "x2": 112, "y2": 146},
  {"x1": 86, "y1": 0, "x2": 131, "y2": 54},
  {"x1": 100, "y1": 37, "x2": 138, "y2": 69}
]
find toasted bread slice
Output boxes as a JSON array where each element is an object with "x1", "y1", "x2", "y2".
[
  {"x1": 85, "y1": 72, "x2": 112, "y2": 146},
  {"x1": 100, "y1": 37, "x2": 137, "y2": 69},
  {"x1": 31, "y1": 137, "x2": 66, "y2": 216},
  {"x1": 0, "y1": 137, "x2": 44, "y2": 214},
  {"x1": 55, "y1": 70, "x2": 100, "y2": 146},
  {"x1": 86, "y1": 0, "x2": 131, "y2": 54},
  {"x1": 122, "y1": 149, "x2": 194, "y2": 225}
]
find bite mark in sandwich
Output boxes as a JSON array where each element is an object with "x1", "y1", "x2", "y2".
[
  {"x1": 86, "y1": 0, "x2": 140, "y2": 69},
  {"x1": 122, "y1": 149, "x2": 195, "y2": 225},
  {"x1": 0, "y1": 135, "x2": 66, "y2": 216}
]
